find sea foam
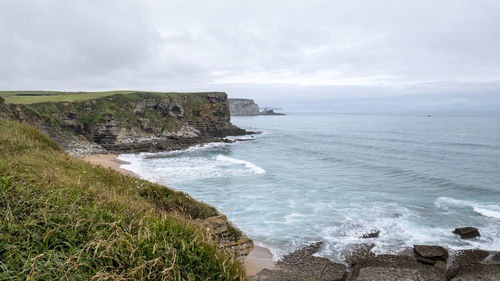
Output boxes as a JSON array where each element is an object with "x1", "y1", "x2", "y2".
[
  {"x1": 435, "y1": 196, "x2": 500, "y2": 219},
  {"x1": 216, "y1": 155, "x2": 266, "y2": 174},
  {"x1": 474, "y1": 207, "x2": 500, "y2": 219}
]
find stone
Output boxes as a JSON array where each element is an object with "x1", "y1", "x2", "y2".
[
  {"x1": 446, "y1": 249, "x2": 493, "y2": 280},
  {"x1": 256, "y1": 242, "x2": 346, "y2": 281},
  {"x1": 361, "y1": 231, "x2": 380, "y2": 239},
  {"x1": 349, "y1": 254, "x2": 447, "y2": 281},
  {"x1": 453, "y1": 227, "x2": 480, "y2": 239},
  {"x1": 449, "y1": 264, "x2": 500, "y2": 281},
  {"x1": 413, "y1": 245, "x2": 448, "y2": 265},
  {"x1": 354, "y1": 266, "x2": 446, "y2": 281},
  {"x1": 344, "y1": 243, "x2": 375, "y2": 268}
]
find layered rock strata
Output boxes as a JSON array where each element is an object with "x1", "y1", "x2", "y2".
[
  {"x1": 202, "y1": 213, "x2": 254, "y2": 260},
  {"x1": 229, "y1": 98, "x2": 284, "y2": 116},
  {"x1": 6, "y1": 92, "x2": 247, "y2": 155}
]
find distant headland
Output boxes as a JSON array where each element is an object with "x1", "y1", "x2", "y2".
[{"x1": 229, "y1": 98, "x2": 285, "y2": 116}]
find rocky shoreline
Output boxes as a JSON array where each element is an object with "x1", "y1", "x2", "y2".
[{"x1": 252, "y1": 241, "x2": 500, "y2": 281}]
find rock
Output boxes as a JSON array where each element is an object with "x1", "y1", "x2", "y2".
[
  {"x1": 256, "y1": 242, "x2": 346, "y2": 281},
  {"x1": 201, "y1": 213, "x2": 253, "y2": 259},
  {"x1": 449, "y1": 264, "x2": 500, "y2": 281},
  {"x1": 344, "y1": 243, "x2": 375, "y2": 268},
  {"x1": 229, "y1": 98, "x2": 260, "y2": 115},
  {"x1": 7, "y1": 92, "x2": 249, "y2": 154},
  {"x1": 413, "y1": 245, "x2": 448, "y2": 265},
  {"x1": 453, "y1": 227, "x2": 480, "y2": 239},
  {"x1": 446, "y1": 249, "x2": 499, "y2": 280},
  {"x1": 349, "y1": 254, "x2": 446, "y2": 281},
  {"x1": 355, "y1": 267, "x2": 446, "y2": 281},
  {"x1": 229, "y1": 98, "x2": 285, "y2": 116},
  {"x1": 361, "y1": 231, "x2": 380, "y2": 239}
]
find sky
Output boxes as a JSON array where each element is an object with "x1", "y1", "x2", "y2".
[{"x1": 1, "y1": 0, "x2": 499, "y2": 112}]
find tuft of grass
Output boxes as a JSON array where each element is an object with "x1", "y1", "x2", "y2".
[{"x1": 0, "y1": 118, "x2": 246, "y2": 280}]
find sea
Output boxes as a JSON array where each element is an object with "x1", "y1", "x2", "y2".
[{"x1": 119, "y1": 112, "x2": 500, "y2": 261}]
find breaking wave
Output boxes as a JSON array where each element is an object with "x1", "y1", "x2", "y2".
[{"x1": 216, "y1": 155, "x2": 266, "y2": 174}]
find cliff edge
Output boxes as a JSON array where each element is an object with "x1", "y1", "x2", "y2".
[{"x1": 5, "y1": 91, "x2": 247, "y2": 155}]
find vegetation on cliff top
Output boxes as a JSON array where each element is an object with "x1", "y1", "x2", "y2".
[
  {"x1": 0, "y1": 90, "x2": 225, "y2": 105},
  {"x1": 0, "y1": 118, "x2": 246, "y2": 280}
]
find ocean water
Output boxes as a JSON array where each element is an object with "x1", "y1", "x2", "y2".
[{"x1": 119, "y1": 112, "x2": 500, "y2": 261}]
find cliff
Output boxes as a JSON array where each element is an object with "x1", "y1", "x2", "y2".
[
  {"x1": 229, "y1": 98, "x2": 285, "y2": 116},
  {"x1": 5, "y1": 92, "x2": 247, "y2": 155},
  {"x1": 229, "y1": 98, "x2": 261, "y2": 115}
]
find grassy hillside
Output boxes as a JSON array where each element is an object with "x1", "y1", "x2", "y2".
[
  {"x1": 0, "y1": 91, "x2": 224, "y2": 105},
  {"x1": 0, "y1": 118, "x2": 246, "y2": 280}
]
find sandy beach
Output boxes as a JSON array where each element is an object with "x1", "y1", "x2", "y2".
[
  {"x1": 244, "y1": 245, "x2": 275, "y2": 277},
  {"x1": 80, "y1": 154, "x2": 137, "y2": 176}
]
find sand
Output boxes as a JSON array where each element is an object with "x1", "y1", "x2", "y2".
[
  {"x1": 244, "y1": 245, "x2": 275, "y2": 277},
  {"x1": 80, "y1": 154, "x2": 137, "y2": 176}
]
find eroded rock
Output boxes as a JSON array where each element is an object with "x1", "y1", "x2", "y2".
[
  {"x1": 453, "y1": 227, "x2": 480, "y2": 239},
  {"x1": 413, "y1": 245, "x2": 448, "y2": 266},
  {"x1": 256, "y1": 242, "x2": 346, "y2": 281}
]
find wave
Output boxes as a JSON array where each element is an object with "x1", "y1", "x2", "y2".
[
  {"x1": 216, "y1": 155, "x2": 266, "y2": 174},
  {"x1": 435, "y1": 197, "x2": 500, "y2": 219},
  {"x1": 474, "y1": 207, "x2": 500, "y2": 219}
]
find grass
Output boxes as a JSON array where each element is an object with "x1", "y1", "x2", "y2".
[
  {"x1": 0, "y1": 91, "x2": 225, "y2": 105},
  {"x1": 0, "y1": 118, "x2": 246, "y2": 280}
]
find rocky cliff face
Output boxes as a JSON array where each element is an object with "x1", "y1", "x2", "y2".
[
  {"x1": 7, "y1": 92, "x2": 247, "y2": 155},
  {"x1": 229, "y1": 98, "x2": 284, "y2": 115},
  {"x1": 229, "y1": 98, "x2": 261, "y2": 115}
]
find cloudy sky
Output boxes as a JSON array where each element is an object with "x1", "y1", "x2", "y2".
[{"x1": 1, "y1": 0, "x2": 499, "y2": 111}]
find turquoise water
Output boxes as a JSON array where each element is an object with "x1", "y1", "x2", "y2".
[{"x1": 120, "y1": 112, "x2": 500, "y2": 260}]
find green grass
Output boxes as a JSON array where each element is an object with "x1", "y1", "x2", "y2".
[
  {"x1": 0, "y1": 91, "x2": 225, "y2": 105},
  {"x1": 0, "y1": 118, "x2": 246, "y2": 280}
]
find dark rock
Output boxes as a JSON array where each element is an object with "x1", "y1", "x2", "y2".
[
  {"x1": 361, "y1": 231, "x2": 380, "y2": 239},
  {"x1": 413, "y1": 245, "x2": 448, "y2": 265},
  {"x1": 449, "y1": 264, "x2": 500, "y2": 281},
  {"x1": 453, "y1": 227, "x2": 480, "y2": 239},
  {"x1": 492, "y1": 252, "x2": 500, "y2": 262},
  {"x1": 256, "y1": 242, "x2": 346, "y2": 281},
  {"x1": 446, "y1": 249, "x2": 496, "y2": 280},
  {"x1": 349, "y1": 254, "x2": 446, "y2": 281},
  {"x1": 354, "y1": 267, "x2": 446, "y2": 281},
  {"x1": 344, "y1": 243, "x2": 375, "y2": 268}
]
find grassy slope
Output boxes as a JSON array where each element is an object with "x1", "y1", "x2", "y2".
[
  {"x1": 0, "y1": 91, "x2": 224, "y2": 105},
  {"x1": 0, "y1": 118, "x2": 246, "y2": 280}
]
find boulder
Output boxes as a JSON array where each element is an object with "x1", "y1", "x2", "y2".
[
  {"x1": 413, "y1": 245, "x2": 448, "y2": 265},
  {"x1": 361, "y1": 231, "x2": 380, "y2": 239},
  {"x1": 453, "y1": 227, "x2": 480, "y2": 239}
]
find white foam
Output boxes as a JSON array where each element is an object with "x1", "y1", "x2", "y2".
[
  {"x1": 474, "y1": 207, "x2": 500, "y2": 219},
  {"x1": 435, "y1": 196, "x2": 474, "y2": 208},
  {"x1": 216, "y1": 155, "x2": 266, "y2": 174}
]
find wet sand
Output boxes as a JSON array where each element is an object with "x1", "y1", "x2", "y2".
[
  {"x1": 244, "y1": 245, "x2": 275, "y2": 277},
  {"x1": 80, "y1": 154, "x2": 137, "y2": 176}
]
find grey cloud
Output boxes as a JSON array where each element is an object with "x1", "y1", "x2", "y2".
[{"x1": 0, "y1": 0, "x2": 499, "y2": 111}]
